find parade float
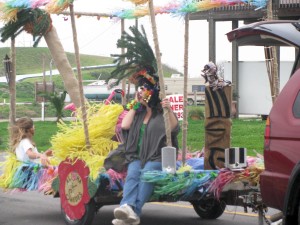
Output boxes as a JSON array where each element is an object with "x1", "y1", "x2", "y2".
[{"x1": 0, "y1": 1, "x2": 268, "y2": 225}]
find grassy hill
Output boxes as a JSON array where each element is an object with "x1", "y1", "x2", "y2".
[
  {"x1": 0, "y1": 47, "x2": 180, "y2": 103},
  {"x1": 0, "y1": 47, "x2": 181, "y2": 119},
  {"x1": 0, "y1": 47, "x2": 114, "y2": 75}
]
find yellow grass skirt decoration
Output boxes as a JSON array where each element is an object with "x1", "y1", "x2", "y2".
[
  {"x1": 0, "y1": 152, "x2": 21, "y2": 189},
  {"x1": 51, "y1": 103, "x2": 124, "y2": 180}
]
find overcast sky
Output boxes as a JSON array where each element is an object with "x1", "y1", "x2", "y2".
[{"x1": 0, "y1": 0, "x2": 295, "y2": 77}]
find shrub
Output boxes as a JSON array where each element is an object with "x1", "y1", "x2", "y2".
[{"x1": 188, "y1": 107, "x2": 204, "y2": 120}]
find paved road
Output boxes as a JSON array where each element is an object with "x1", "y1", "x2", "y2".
[{"x1": 0, "y1": 190, "x2": 275, "y2": 225}]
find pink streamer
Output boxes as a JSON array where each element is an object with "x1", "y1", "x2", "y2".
[
  {"x1": 38, "y1": 166, "x2": 58, "y2": 194},
  {"x1": 106, "y1": 169, "x2": 127, "y2": 189},
  {"x1": 31, "y1": 0, "x2": 51, "y2": 8},
  {"x1": 208, "y1": 169, "x2": 235, "y2": 199}
]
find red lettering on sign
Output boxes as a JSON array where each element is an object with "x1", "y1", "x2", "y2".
[{"x1": 179, "y1": 95, "x2": 183, "y2": 102}]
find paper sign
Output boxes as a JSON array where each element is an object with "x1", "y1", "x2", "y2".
[{"x1": 167, "y1": 94, "x2": 184, "y2": 121}]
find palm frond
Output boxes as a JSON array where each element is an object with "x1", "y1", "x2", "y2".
[
  {"x1": 0, "y1": 8, "x2": 51, "y2": 47},
  {"x1": 108, "y1": 25, "x2": 157, "y2": 84}
]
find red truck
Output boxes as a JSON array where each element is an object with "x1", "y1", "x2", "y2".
[{"x1": 227, "y1": 20, "x2": 300, "y2": 225}]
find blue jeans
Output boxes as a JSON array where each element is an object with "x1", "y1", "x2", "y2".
[{"x1": 120, "y1": 160, "x2": 162, "y2": 216}]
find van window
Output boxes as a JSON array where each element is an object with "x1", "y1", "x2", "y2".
[
  {"x1": 192, "y1": 85, "x2": 205, "y2": 92},
  {"x1": 293, "y1": 91, "x2": 300, "y2": 118}
]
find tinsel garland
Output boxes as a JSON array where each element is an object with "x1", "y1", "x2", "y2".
[
  {"x1": 0, "y1": 152, "x2": 22, "y2": 189},
  {"x1": 45, "y1": 0, "x2": 72, "y2": 14},
  {"x1": 207, "y1": 168, "x2": 236, "y2": 199},
  {"x1": 142, "y1": 170, "x2": 219, "y2": 200},
  {"x1": 113, "y1": 0, "x2": 268, "y2": 19},
  {"x1": 0, "y1": 153, "x2": 58, "y2": 193},
  {"x1": 0, "y1": 152, "x2": 265, "y2": 202},
  {"x1": 208, "y1": 156, "x2": 265, "y2": 199},
  {"x1": 0, "y1": 0, "x2": 268, "y2": 22}
]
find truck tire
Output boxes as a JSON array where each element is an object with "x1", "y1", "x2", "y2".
[
  {"x1": 190, "y1": 199, "x2": 226, "y2": 219},
  {"x1": 187, "y1": 98, "x2": 194, "y2": 106},
  {"x1": 298, "y1": 203, "x2": 300, "y2": 225},
  {"x1": 61, "y1": 199, "x2": 96, "y2": 225}
]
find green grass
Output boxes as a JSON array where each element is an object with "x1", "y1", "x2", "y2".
[
  {"x1": 0, "y1": 118, "x2": 266, "y2": 155},
  {"x1": 0, "y1": 121, "x2": 61, "y2": 152},
  {"x1": 231, "y1": 119, "x2": 266, "y2": 154},
  {"x1": 177, "y1": 118, "x2": 265, "y2": 156},
  {"x1": 0, "y1": 47, "x2": 114, "y2": 75}
]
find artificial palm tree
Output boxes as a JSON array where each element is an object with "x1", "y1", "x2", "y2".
[{"x1": 0, "y1": 8, "x2": 82, "y2": 108}]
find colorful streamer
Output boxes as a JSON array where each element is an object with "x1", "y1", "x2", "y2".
[
  {"x1": 0, "y1": 153, "x2": 58, "y2": 193},
  {"x1": 0, "y1": 0, "x2": 268, "y2": 23}
]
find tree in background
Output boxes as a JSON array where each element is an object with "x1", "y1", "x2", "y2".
[{"x1": 42, "y1": 91, "x2": 67, "y2": 122}]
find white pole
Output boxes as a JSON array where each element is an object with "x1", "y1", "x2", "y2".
[
  {"x1": 50, "y1": 59, "x2": 53, "y2": 83},
  {"x1": 41, "y1": 101, "x2": 45, "y2": 121}
]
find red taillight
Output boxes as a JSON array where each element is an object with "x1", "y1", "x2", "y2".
[{"x1": 264, "y1": 116, "x2": 270, "y2": 150}]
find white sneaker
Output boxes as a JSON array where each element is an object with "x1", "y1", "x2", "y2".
[
  {"x1": 112, "y1": 219, "x2": 127, "y2": 225},
  {"x1": 126, "y1": 218, "x2": 140, "y2": 225},
  {"x1": 114, "y1": 204, "x2": 140, "y2": 225},
  {"x1": 112, "y1": 219, "x2": 140, "y2": 225}
]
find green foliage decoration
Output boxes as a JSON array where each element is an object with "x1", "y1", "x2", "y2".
[
  {"x1": 51, "y1": 177, "x2": 59, "y2": 192},
  {"x1": 88, "y1": 178, "x2": 98, "y2": 198},
  {"x1": 109, "y1": 25, "x2": 157, "y2": 84},
  {"x1": 0, "y1": 8, "x2": 51, "y2": 47}
]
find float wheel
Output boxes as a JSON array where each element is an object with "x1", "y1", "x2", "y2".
[
  {"x1": 61, "y1": 199, "x2": 96, "y2": 225},
  {"x1": 190, "y1": 198, "x2": 226, "y2": 219}
]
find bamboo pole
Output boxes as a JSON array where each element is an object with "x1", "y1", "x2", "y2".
[
  {"x1": 69, "y1": 3, "x2": 91, "y2": 148},
  {"x1": 266, "y1": 0, "x2": 279, "y2": 103},
  {"x1": 148, "y1": 0, "x2": 171, "y2": 146},
  {"x1": 60, "y1": 11, "x2": 111, "y2": 18},
  {"x1": 182, "y1": 14, "x2": 189, "y2": 166},
  {"x1": 264, "y1": 47, "x2": 275, "y2": 102},
  {"x1": 9, "y1": 37, "x2": 16, "y2": 126},
  {"x1": 121, "y1": 19, "x2": 127, "y2": 105}
]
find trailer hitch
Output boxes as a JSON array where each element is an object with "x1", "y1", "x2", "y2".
[{"x1": 239, "y1": 191, "x2": 271, "y2": 225}]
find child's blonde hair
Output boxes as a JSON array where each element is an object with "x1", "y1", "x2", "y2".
[{"x1": 9, "y1": 117, "x2": 35, "y2": 153}]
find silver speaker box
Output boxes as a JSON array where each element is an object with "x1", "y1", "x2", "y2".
[
  {"x1": 225, "y1": 147, "x2": 247, "y2": 170},
  {"x1": 161, "y1": 146, "x2": 177, "y2": 174}
]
